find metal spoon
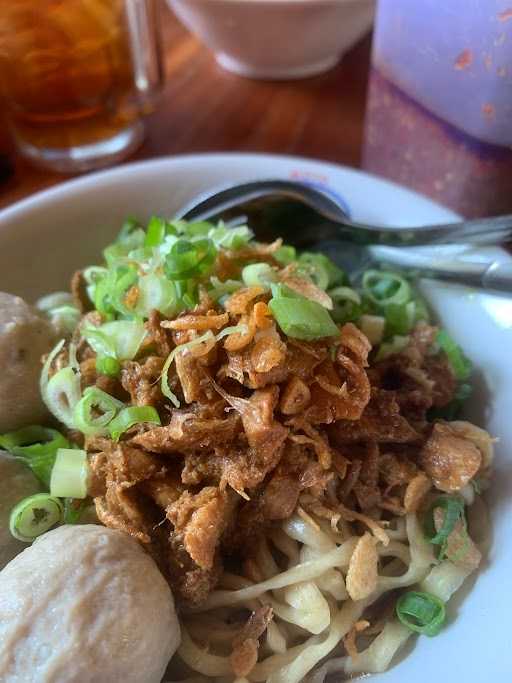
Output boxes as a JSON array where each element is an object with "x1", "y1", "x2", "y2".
[{"x1": 178, "y1": 179, "x2": 512, "y2": 293}]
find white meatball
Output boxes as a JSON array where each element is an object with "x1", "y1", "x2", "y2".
[
  {"x1": 0, "y1": 453, "x2": 41, "y2": 570},
  {"x1": 0, "y1": 292, "x2": 56, "y2": 432},
  {"x1": 0, "y1": 525, "x2": 181, "y2": 683}
]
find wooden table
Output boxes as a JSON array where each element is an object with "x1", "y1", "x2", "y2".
[{"x1": 0, "y1": 4, "x2": 371, "y2": 211}]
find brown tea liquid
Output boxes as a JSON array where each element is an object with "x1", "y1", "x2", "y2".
[{"x1": 0, "y1": 0, "x2": 139, "y2": 152}]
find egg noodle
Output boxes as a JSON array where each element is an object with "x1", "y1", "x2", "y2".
[{"x1": 174, "y1": 504, "x2": 481, "y2": 683}]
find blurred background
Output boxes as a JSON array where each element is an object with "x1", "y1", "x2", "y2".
[{"x1": 1, "y1": 0, "x2": 511, "y2": 217}]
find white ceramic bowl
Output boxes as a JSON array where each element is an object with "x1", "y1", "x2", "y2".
[
  {"x1": 0, "y1": 153, "x2": 511, "y2": 681},
  {"x1": 167, "y1": 0, "x2": 376, "y2": 79}
]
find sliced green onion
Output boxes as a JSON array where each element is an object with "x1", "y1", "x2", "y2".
[
  {"x1": 436, "y1": 330, "x2": 472, "y2": 380},
  {"x1": 68, "y1": 341, "x2": 79, "y2": 372},
  {"x1": 242, "y1": 262, "x2": 276, "y2": 290},
  {"x1": 0, "y1": 426, "x2": 70, "y2": 487},
  {"x1": 50, "y1": 448, "x2": 89, "y2": 499},
  {"x1": 359, "y1": 314, "x2": 385, "y2": 345},
  {"x1": 9, "y1": 493, "x2": 64, "y2": 542},
  {"x1": 160, "y1": 330, "x2": 216, "y2": 407},
  {"x1": 208, "y1": 276, "x2": 242, "y2": 301},
  {"x1": 144, "y1": 216, "x2": 168, "y2": 247},
  {"x1": 47, "y1": 305, "x2": 81, "y2": 335},
  {"x1": 374, "y1": 335, "x2": 409, "y2": 361},
  {"x1": 297, "y1": 257, "x2": 329, "y2": 290},
  {"x1": 208, "y1": 224, "x2": 253, "y2": 250},
  {"x1": 270, "y1": 282, "x2": 303, "y2": 299},
  {"x1": 329, "y1": 286, "x2": 363, "y2": 324},
  {"x1": 164, "y1": 238, "x2": 216, "y2": 280},
  {"x1": 185, "y1": 221, "x2": 213, "y2": 238},
  {"x1": 118, "y1": 216, "x2": 142, "y2": 241},
  {"x1": 96, "y1": 355, "x2": 121, "y2": 377},
  {"x1": 36, "y1": 291, "x2": 74, "y2": 312},
  {"x1": 109, "y1": 406, "x2": 161, "y2": 441},
  {"x1": 83, "y1": 320, "x2": 146, "y2": 361},
  {"x1": 83, "y1": 266, "x2": 108, "y2": 287},
  {"x1": 46, "y1": 367, "x2": 82, "y2": 429},
  {"x1": 299, "y1": 252, "x2": 345, "y2": 289},
  {"x1": 396, "y1": 591, "x2": 446, "y2": 636},
  {"x1": 63, "y1": 497, "x2": 89, "y2": 524},
  {"x1": 269, "y1": 296, "x2": 340, "y2": 341},
  {"x1": 216, "y1": 324, "x2": 249, "y2": 341},
  {"x1": 40, "y1": 341, "x2": 81, "y2": 429},
  {"x1": 73, "y1": 387, "x2": 124, "y2": 436},
  {"x1": 274, "y1": 244, "x2": 297, "y2": 265},
  {"x1": 110, "y1": 265, "x2": 139, "y2": 317},
  {"x1": 412, "y1": 295, "x2": 430, "y2": 323},
  {"x1": 136, "y1": 273, "x2": 177, "y2": 318},
  {"x1": 103, "y1": 228, "x2": 146, "y2": 266},
  {"x1": 424, "y1": 495, "x2": 466, "y2": 550},
  {"x1": 37, "y1": 293, "x2": 79, "y2": 334},
  {"x1": 384, "y1": 301, "x2": 416, "y2": 337},
  {"x1": 362, "y1": 270, "x2": 411, "y2": 307},
  {"x1": 329, "y1": 286, "x2": 361, "y2": 306}
]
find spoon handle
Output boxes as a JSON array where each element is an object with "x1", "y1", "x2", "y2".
[{"x1": 381, "y1": 257, "x2": 512, "y2": 293}]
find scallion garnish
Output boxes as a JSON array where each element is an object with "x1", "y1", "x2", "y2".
[
  {"x1": 374, "y1": 335, "x2": 409, "y2": 361},
  {"x1": 164, "y1": 238, "x2": 216, "y2": 280},
  {"x1": 73, "y1": 387, "x2": 125, "y2": 436},
  {"x1": 208, "y1": 224, "x2": 252, "y2": 250},
  {"x1": 362, "y1": 270, "x2": 411, "y2": 307},
  {"x1": 384, "y1": 301, "x2": 416, "y2": 336},
  {"x1": 359, "y1": 314, "x2": 385, "y2": 345},
  {"x1": 96, "y1": 355, "x2": 121, "y2": 377},
  {"x1": 424, "y1": 495, "x2": 466, "y2": 558},
  {"x1": 269, "y1": 296, "x2": 340, "y2": 341},
  {"x1": 63, "y1": 497, "x2": 89, "y2": 525},
  {"x1": 298, "y1": 252, "x2": 345, "y2": 290},
  {"x1": 329, "y1": 286, "x2": 362, "y2": 324},
  {"x1": 40, "y1": 339, "x2": 81, "y2": 430},
  {"x1": 144, "y1": 216, "x2": 169, "y2": 247},
  {"x1": 36, "y1": 292, "x2": 80, "y2": 334},
  {"x1": 396, "y1": 591, "x2": 446, "y2": 636},
  {"x1": 50, "y1": 448, "x2": 89, "y2": 499},
  {"x1": 9, "y1": 493, "x2": 64, "y2": 542},
  {"x1": 136, "y1": 273, "x2": 177, "y2": 318},
  {"x1": 242, "y1": 262, "x2": 276, "y2": 289},
  {"x1": 108, "y1": 406, "x2": 161, "y2": 441},
  {"x1": 0, "y1": 425, "x2": 70, "y2": 487},
  {"x1": 274, "y1": 244, "x2": 297, "y2": 265},
  {"x1": 83, "y1": 320, "x2": 146, "y2": 362},
  {"x1": 436, "y1": 330, "x2": 472, "y2": 380},
  {"x1": 208, "y1": 276, "x2": 242, "y2": 302}
]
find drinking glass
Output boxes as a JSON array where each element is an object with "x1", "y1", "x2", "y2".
[{"x1": 0, "y1": 0, "x2": 163, "y2": 173}]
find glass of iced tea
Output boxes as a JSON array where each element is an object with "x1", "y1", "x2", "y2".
[{"x1": 0, "y1": 0, "x2": 163, "y2": 172}]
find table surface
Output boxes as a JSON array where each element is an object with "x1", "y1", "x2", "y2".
[{"x1": 0, "y1": 5, "x2": 371, "y2": 211}]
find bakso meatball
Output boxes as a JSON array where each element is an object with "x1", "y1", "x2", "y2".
[
  {"x1": 0, "y1": 453, "x2": 41, "y2": 570},
  {"x1": 0, "y1": 292, "x2": 56, "y2": 432},
  {"x1": 0, "y1": 525, "x2": 180, "y2": 683}
]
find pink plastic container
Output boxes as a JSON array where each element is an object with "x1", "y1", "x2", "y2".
[{"x1": 364, "y1": 0, "x2": 512, "y2": 217}]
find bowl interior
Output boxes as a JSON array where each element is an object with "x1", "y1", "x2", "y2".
[{"x1": 0, "y1": 153, "x2": 510, "y2": 680}]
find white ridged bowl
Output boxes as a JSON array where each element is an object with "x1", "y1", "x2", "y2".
[{"x1": 167, "y1": 0, "x2": 375, "y2": 80}]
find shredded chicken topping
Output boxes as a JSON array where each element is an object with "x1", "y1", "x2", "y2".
[{"x1": 67, "y1": 273, "x2": 486, "y2": 607}]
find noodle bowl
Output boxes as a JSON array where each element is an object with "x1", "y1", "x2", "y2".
[{"x1": 0, "y1": 212, "x2": 492, "y2": 682}]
